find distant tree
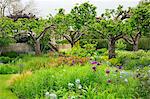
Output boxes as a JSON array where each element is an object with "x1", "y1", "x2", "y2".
[
  {"x1": 55, "y1": 2, "x2": 96, "y2": 47},
  {"x1": 0, "y1": 17, "x2": 16, "y2": 54},
  {"x1": 123, "y1": 1, "x2": 150, "y2": 51},
  {"x1": 90, "y1": 5, "x2": 131, "y2": 59},
  {"x1": 16, "y1": 18, "x2": 54, "y2": 55}
]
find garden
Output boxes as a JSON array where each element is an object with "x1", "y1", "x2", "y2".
[{"x1": 0, "y1": 0, "x2": 150, "y2": 99}]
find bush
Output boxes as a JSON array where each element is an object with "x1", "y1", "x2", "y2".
[
  {"x1": 0, "y1": 56, "x2": 12, "y2": 64},
  {"x1": 139, "y1": 38, "x2": 150, "y2": 50},
  {"x1": 135, "y1": 67, "x2": 150, "y2": 98},
  {"x1": 0, "y1": 65, "x2": 19, "y2": 74},
  {"x1": 1, "y1": 52, "x2": 19, "y2": 58},
  {"x1": 117, "y1": 50, "x2": 150, "y2": 69},
  {"x1": 10, "y1": 65, "x2": 140, "y2": 98},
  {"x1": 116, "y1": 39, "x2": 127, "y2": 50}
]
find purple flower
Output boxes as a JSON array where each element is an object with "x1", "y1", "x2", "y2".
[
  {"x1": 119, "y1": 66, "x2": 123, "y2": 69},
  {"x1": 92, "y1": 66, "x2": 96, "y2": 71},
  {"x1": 72, "y1": 60, "x2": 75, "y2": 65},
  {"x1": 107, "y1": 79, "x2": 112, "y2": 83},
  {"x1": 91, "y1": 61, "x2": 98, "y2": 65},
  {"x1": 106, "y1": 69, "x2": 110, "y2": 74}
]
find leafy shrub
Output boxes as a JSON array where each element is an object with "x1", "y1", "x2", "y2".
[
  {"x1": 135, "y1": 67, "x2": 150, "y2": 98},
  {"x1": 139, "y1": 38, "x2": 150, "y2": 50},
  {"x1": 0, "y1": 65, "x2": 19, "y2": 74},
  {"x1": 55, "y1": 56, "x2": 90, "y2": 66},
  {"x1": 10, "y1": 65, "x2": 140, "y2": 98},
  {"x1": 14, "y1": 56, "x2": 52, "y2": 71},
  {"x1": 117, "y1": 50, "x2": 150, "y2": 69},
  {"x1": 56, "y1": 39, "x2": 69, "y2": 44},
  {"x1": 1, "y1": 52, "x2": 19, "y2": 58},
  {"x1": 116, "y1": 39, "x2": 127, "y2": 50},
  {"x1": 0, "y1": 56, "x2": 11, "y2": 64}
]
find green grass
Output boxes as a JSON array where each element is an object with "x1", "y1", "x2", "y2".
[{"x1": 0, "y1": 74, "x2": 17, "y2": 99}]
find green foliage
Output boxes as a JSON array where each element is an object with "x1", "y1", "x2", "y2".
[
  {"x1": 139, "y1": 38, "x2": 150, "y2": 50},
  {"x1": 135, "y1": 67, "x2": 150, "y2": 98},
  {"x1": 116, "y1": 39, "x2": 127, "y2": 50},
  {"x1": 0, "y1": 56, "x2": 11, "y2": 64},
  {"x1": 56, "y1": 39, "x2": 69, "y2": 44},
  {"x1": 1, "y1": 52, "x2": 19, "y2": 58},
  {"x1": 0, "y1": 37, "x2": 15, "y2": 46},
  {"x1": 0, "y1": 65, "x2": 19, "y2": 74},
  {"x1": 129, "y1": 2, "x2": 150, "y2": 35},
  {"x1": 10, "y1": 65, "x2": 140, "y2": 98},
  {"x1": 70, "y1": 2, "x2": 96, "y2": 29},
  {"x1": 66, "y1": 45, "x2": 97, "y2": 57},
  {"x1": 0, "y1": 17, "x2": 16, "y2": 46},
  {"x1": 117, "y1": 50, "x2": 150, "y2": 69}
]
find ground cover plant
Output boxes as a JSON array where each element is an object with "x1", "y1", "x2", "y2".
[{"x1": 9, "y1": 64, "x2": 143, "y2": 99}]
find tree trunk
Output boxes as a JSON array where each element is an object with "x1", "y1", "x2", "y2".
[
  {"x1": 108, "y1": 38, "x2": 116, "y2": 59},
  {"x1": 71, "y1": 42, "x2": 74, "y2": 48},
  {"x1": 133, "y1": 41, "x2": 139, "y2": 51},
  {"x1": 34, "y1": 40, "x2": 41, "y2": 55}
]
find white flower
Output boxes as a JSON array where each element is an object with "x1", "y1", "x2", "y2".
[
  {"x1": 68, "y1": 83, "x2": 74, "y2": 89},
  {"x1": 49, "y1": 93, "x2": 57, "y2": 99},
  {"x1": 75, "y1": 79, "x2": 80, "y2": 84},
  {"x1": 45, "y1": 92, "x2": 49, "y2": 96},
  {"x1": 124, "y1": 79, "x2": 128, "y2": 83},
  {"x1": 78, "y1": 84, "x2": 82, "y2": 89}
]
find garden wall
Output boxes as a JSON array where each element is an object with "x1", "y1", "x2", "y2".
[{"x1": 0, "y1": 43, "x2": 33, "y2": 54}]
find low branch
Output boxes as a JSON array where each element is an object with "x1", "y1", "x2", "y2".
[
  {"x1": 114, "y1": 33, "x2": 123, "y2": 40},
  {"x1": 123, "y1": 36, "x2": 134, "y2": 44},
  {"x1": 135, "y1": 32, "x2": 141, "y2": 41},
  {"x1": 37, "y1": 26, "x2": 52, "y2": 40},
  {"x1": 63, "y1": 34, "x2": 72, "y2": 44},
  {"x1": 48, "y1": 42, "x2": 58, "y2": 52},
  {"x1": 74, "y1": 32, "x2": 84, "y2": 43},
  {"x1": 28, "y1": 31, "x2": 36, "y2": 41}
]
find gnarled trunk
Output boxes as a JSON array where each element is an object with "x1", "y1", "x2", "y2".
[
  {"x1": 71, "y1": 42, "x2": 75, "y2": 48},
  {"x1": 34, "y1": 40, "x2": 41, "y2": 55},
  {"x1": 108, "y1": 38, "x2": 116, "y2": 59},
  {"x1": 133, "y1": 40, "x2": 139, "y2": 51},
  {"x1": 123, "y1": 32, "x2": 141, "y2": 51}
]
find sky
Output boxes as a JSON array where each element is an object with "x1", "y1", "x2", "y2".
[{"x1": 22, "y1": 0, "x2": 141, "y2": 17}]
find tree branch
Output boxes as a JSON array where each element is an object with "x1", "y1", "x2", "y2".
[
  {"x1": 63, "y1": 34, "x2": 72, "y2": 44},
  {"x1": 123, "y1": 35, "x2": 134, "y2": 44},
  {"x1": 37, "y1": 26, "x2": 51, "y2": 40},
  {"x1": 114, "y1": 33, "x2": 123, "y2": 40},
  {"x1": 135, "y1": 32, "x2": 141, "y2": 41},
  {"x1": 28, "y1": 31, "x2": 36, "y2": 42},
  {"x1": 74, "y1": 31, "x2": 84, "y2": 43}
]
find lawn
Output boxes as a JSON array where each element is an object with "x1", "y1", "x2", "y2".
[{"x1": 0, "y1": 75, "x2": 17, "y2": 99}]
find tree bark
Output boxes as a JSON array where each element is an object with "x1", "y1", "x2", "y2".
[
  {"x1": 123, "y1": 32, "x2": 141, "y2": 51},
  {"x1": 133, "y1": 42, "x2": 138, "y2": 51},
  {"x1": 108, "y1": 37, "x2": 116, "y2": 59},
  {"x1": 71, "y1": 42, "x2": 74, "y2": 48},
  {"x1": 34, "y1": 40, "x2": 41, "y2": 55}
]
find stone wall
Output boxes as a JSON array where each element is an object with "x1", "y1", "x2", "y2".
[{"x1": 0, "y1": 43, "x2": 33, "y2": 54}]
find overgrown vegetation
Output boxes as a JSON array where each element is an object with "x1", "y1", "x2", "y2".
[{"x1": 0, "y1": 0, "x2": 150, "y2": 99}]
